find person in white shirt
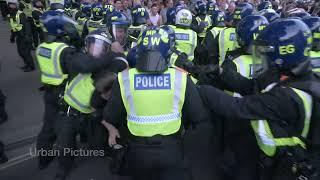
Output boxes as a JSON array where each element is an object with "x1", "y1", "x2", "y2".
[{"x1": 148, "y1": 3, "x2": 163, "y2": 26}]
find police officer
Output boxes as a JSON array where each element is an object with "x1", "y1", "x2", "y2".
[
  {"x1": 199, "y1": 2, "x2": 253, "y2": 66},
  {"x1": 19, "y1": 0, "x2": 35, "y2": 47},
  {"x1": 81, "y1": 2, "x2": 106, "y2": 39},
  {"x1": 76, "y1": 2, "x2": 91, "y2": 38},
  {"x1": 217, "y1": 15, "x2": 269, "y2": 95},
  {"x1": 199, "y1": 19, "x2": 320, "y2": 180},
  {"x1": 257, "y1": 1, "x2": 273, "y2": 13},
  {"x1": 172, "y1": 8, "x2": 197, "y2": 63},
  {"x1": 302, "y1": 16, "x2": 320, "y2": 73},
  {"x1": 63, "y1": 0, "x2": 72, "y2": 16},
  {"x1": 56, "y1": 29, "x2": 128, "y2": 180},
  {"x1": 68, "y1": 1, "x2": 80, "y2": 20},
  {"x1": 199, "y1": 10, "x2": 225, "y2": 65},
  {"x1": 7, "y1": 0, "x2": 35, "y2": 72},
  {"x1": 209, "y1": 15, "x2": 269, "y2": 180},
  {"x1": 206, "y1": 0, "x2": 216, "y2": 15},
  {"x1": 32, "y1": 0, "x2": 44, "y2": 48},
  {"x1": 103, "y1": 1, "x2": 114, "y2": 19},
  {"x1": 35, "y1": 11, "x2": 123, "y2": 176},
  {"x1": 128, "y1": 5, "x2": 148, "y2": 48},
  {"x1": 192, "y1": 0, "x2": 211, "y2": 43},
  {"x1": 107, "y1": 11, "x2": 130, "y2": 55},
  {"x1": 102, "y1": 26, "x2": 208, "y2": 180},
  {"x1": 0, "y1": 0, "x2": 7, "y2": 20}
]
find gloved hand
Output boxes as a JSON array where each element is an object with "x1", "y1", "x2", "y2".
[
  {"x1": 174, "y1": 53, "x2": 189, "y2": 68},
  {"x1": 198, "y1": 64, "x2": 220, "y2": 85}
]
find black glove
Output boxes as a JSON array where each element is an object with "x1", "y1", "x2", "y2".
[
  {"x1": 175, "y1": 53, "x2": 190, "y2": 68},
  {"x1": 198, "y1": 64, "x2": 220, "y2": 85}
]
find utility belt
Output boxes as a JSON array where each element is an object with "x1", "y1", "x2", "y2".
[{"x1": 58, "y1": 100, "x2": 91, "y2": 118}]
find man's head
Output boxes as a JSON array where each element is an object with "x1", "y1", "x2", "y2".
[
  {"x1": 114, "y1": 0, "x2": 123, "y2": 10},
  {"x1": 151, "y1": 3, "x2": 158, "y2": 15},
  {"x1": 165, "y1": 0, "x2": 173, "y2": 8},
  {"x1": 123, "y1": 0, "x2": 129, "y2": 10}
]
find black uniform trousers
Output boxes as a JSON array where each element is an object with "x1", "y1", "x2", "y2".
[
  {"x1": 55, "y1": 108, "x2": 90, "y2": 179},
  {"x1": 16, "y1": 34, "x2": 34, "y2": 69},
  {"x1": 0, "y1": 1, "x2": 7, "y2": 19},
  {"x1": 127, "y1": 136, "x2": 192, "y2": 180},
  {"x1": 36, "y1": 89, "x2": 61, "y2": 165}
]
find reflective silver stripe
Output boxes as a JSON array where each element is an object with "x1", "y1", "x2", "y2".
[
  {"x1": 122, "y1": 70, "x2": 136, "y2": 114},
  {"x1": 115, "y1": 57, "x2": 129, "y2": 68},
  {"x1": 188, "y1": 32, "x2": 196, "y2": 57},
  {"x1": 210, "y1": 28, "x2": 217, "y2": 38},
  {"x1": 234, "y1": 56, "x2": 248, "y2": 77},
  {"x1": 123, "y1": 69, "x2": 183, "y2": 124},
  {"x1": 65, "y1": 74, "x2": 90, "y2": 110},
  {"x1": 41, "y1": 44, "x2": 67, "y2": 79},
  {"x1": 219, "y1": 28, "x2": 225, "y2": 63},
  {"x1": 291, "y1": 88, "x2": 313, "y2": 138},
  {"x1": 128, "y1": 112, "x2": 180, "y2": 124},
  {"x1": 85, "y1": 34, "x2": 112, "y2": 44},
  {"x1": 173, "y1": 69, "x2": 182, "y2": 113},
  {"x1": 257, "y1": 120, "x2": 276, "y2": 146}
]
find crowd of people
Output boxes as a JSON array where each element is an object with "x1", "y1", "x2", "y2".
[{"x1": 0, "y1": 0, "x2": 320, "y2": 180}]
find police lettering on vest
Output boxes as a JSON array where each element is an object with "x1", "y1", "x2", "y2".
[
  {"x1": 38, "y1": 47, "x2": 52, "y2": 58},
  {"x1": 175, "y1": 33, "x2": 190, "y2": 40},
  {"x1": 134, "y1": 74, "x2": 171, "y2": 90}
]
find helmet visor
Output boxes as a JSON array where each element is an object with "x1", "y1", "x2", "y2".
[
  {"x1": 252, "y1": 43, "x2": 275, "y2": 78},
  {"x1": 112, "y1": 24, "x2": 128, "y2": 46},
  {"x1": 85, "y1": 35, "x2": 112, "y2": 58}
]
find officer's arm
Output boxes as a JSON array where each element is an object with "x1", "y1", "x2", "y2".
[
  {"x1": 81, "y1": 21, "x2": 88, "y2": 39},
  {"x1": 195, "y1": 31, "x2": 213, "y2": 65},
  {"x1": 220, "y1": 59, "x2": 255, "y2": 95},
  {"x1": 62, "y1": 48, "x2": 122, "y2": 74},
  {"x1": 19, "y1": 13, "x2": 32, "y2": 38},
  {"x1": 102, "y1": 79, "x2": 126, "y2": 127},
  {"x1": 209, "y1": 34, "x2": 220, "y2": 65},
  {"x1": 198, "y1": 85, "x2": 300, "y2": 123},
  {"x1": 182, "y1": 76, "x2": 210, "y2": 129},
  {"x1": 32, "y1": 11, "x2": 41, "y2": 21},
  {"x1": 191, "y1": 17, "x2": 200, "y2": 33}
]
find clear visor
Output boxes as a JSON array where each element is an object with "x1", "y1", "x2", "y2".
[
  {"x1": 85, "y1": 35, "x2": 111, "y2": 58},
  {"x1": 252, "y1": 44, "x2": 275, "y2": 78},
  {"x1": 112, "y1": 24, "x2": 128, "y2": 46}
]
